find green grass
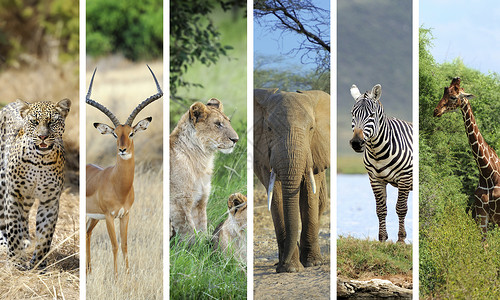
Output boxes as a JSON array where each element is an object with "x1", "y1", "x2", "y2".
[
  {"x1": 337, "y1": 155, "x2": 366, "y2": 174},
  {"x1": 337, "y1": 236, "x2": 412, "y2": 279}
]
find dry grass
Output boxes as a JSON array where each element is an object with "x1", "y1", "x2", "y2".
[
  {"x1": 85, "y1": 58, "x2": 163, "y2": 299},
  {"x1": 0, "y1": 61, "x2": 80, "y2": 299},
  {"x1": 86, "y1": 164, "x2": 163, "y2": 299}
]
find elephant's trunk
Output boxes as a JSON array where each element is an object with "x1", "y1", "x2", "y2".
[{"x1": 272, "y1": 129, "x2": 307, "y2": 268}]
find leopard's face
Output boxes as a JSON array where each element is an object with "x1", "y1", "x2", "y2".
[{"x1": 19, "y1": 99, "x2": 71, "y2": 155}]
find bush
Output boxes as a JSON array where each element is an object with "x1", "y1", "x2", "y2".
[{"x1": 86, "y1": 0, "x2": 162, "y2": 60}]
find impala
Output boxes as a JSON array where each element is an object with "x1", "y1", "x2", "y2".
[{"x1": 86, "y1": 65, "x2": 162, "y2": 275}]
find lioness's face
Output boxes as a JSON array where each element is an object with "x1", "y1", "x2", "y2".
[{"x1": 189, "y1": 99, "x2": 239, "y2": 153}]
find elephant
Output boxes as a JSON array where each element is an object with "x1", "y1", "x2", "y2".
[{"x1": 254, "y1": 88, "x2": 330, "y2": 273}]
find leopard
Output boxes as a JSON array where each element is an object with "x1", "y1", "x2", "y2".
[
  {"x1": 170, "y1": 98, "x2": 239, "y2": 241},
  {"x1": 0, "y1": 98, "x2": 71, "y2": 269},
  {"x1": 211, "y1": 193, "x2": 247, "y2": 264}
]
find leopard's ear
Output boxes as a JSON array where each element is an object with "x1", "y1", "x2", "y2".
[
  {"x1": 16, "y1": 99, "x2": 30, "y2": 119},
  {"x1": 56, "y1": 98, "x2": 71, "y2": 118}
]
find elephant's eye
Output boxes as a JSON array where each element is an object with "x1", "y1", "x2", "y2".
[
  {"x1": 267, "y1": 126, "x2": 272, "y2": 132},
  {"x1": 309, "y1": 126, "x2": 314, "y2": 131}
]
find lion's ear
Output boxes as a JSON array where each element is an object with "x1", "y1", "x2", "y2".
[
  {"x1": 189, "y1": 102, "x2": 209, "y2": 124},
  {"x1": 207, "y1": 98, "x2": 223, "y2": 112}
]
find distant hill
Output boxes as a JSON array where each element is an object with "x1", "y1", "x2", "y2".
[{"x1": 337, "y1": 0, "x2": 412, "y2": 163}]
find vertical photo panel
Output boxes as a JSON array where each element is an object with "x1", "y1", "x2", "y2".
[
  {"x1": 0, "y1": 0, "x2": 79, "y2": 298},
  {"x1": 253, "y1": 0, "x2": 331, "y2": 298},
  {"x1": 420, "y1": 0, "x2": 500, "y2": 298},
  {"x1": 169, "y1": 0, "x2": 247, "y2": 298},
  {"x1": 85, "y1": 0, "x2": 163, "y2": 298},
  {"x1": 337, "y1": 0, "x2": 413, "y2": 297}
]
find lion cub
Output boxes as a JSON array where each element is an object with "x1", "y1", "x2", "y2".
[
  {"x1": 212, "y1": 193, "x2": 247, "y2": 263},
  {"x1": 170, "y1": 98, "x2": 239, "y2": 241}
]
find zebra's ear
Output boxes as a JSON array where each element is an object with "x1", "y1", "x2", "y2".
[
  {"x1": 371, "y1": 84, "x2": 382, "y2": 101},
  {"x1": 350, "y1": 84, "x2": 361, "y2": 100}
]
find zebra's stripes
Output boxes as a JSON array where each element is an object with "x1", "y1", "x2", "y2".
[{"x1": 349, "y1": 84, "x2": 413, "y2": 242}]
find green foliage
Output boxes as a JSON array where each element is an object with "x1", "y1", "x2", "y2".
[
  {"x1": 419, "y1": 27, "x2": 500, "y2": 298},
  {"x1": 337, "y1": 236, "x2": 412, "y2": 278},
  {"x1": 170, "y1": 120, "x2": 247, "y2": 299},
  {"x1": 86, "y1": 0, "x2": 162, "y2": 60},
  {"x1": 0, "y1": 0, "x2": 79, "y2": 65},
  {"x1": 170, "y1": 0, "x2": 246, "y2": 103}
]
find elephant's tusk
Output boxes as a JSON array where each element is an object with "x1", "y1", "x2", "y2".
[
  {"x1": 309, "y1": 168, "x2": 316, "y2": 194},
  {"x1": 268, "y1": 169, "x2": 276, "y2": 211}
]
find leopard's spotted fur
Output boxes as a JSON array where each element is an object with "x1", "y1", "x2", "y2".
[{"x1": 0, "y1": 99, "x2": 70, "y2": 269}]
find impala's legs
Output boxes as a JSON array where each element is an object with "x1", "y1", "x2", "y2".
[
  {"x1": 86, "y1": 218, "x2": 99, "y2": 273},
  {"x1": 120, "y1": 214, "x2": 130, "y2": 273},
  {"x1": 104, "y1": 214, "x2": 119, "y2": 276}
]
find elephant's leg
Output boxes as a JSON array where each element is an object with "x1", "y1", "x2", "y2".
[
  {"x1": 370, "y1": 180, "x2": 388, "y2": 242},
  {"x1": 299, "y1": 172, "x2": 324, "y2": 267},
  {"x1": 270, "y1": 180, "x2": 286, "y2": 263},
  {"x1": 395, "y1": 188, "x2": 409, "y2": 243}
]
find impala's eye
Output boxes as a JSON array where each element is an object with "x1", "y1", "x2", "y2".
[{"x1": 129, "y1": 132, "x2": 134, "y2": 138}]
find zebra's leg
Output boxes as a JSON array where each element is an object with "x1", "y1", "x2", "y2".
[
  {"x1": 396, "y1": 188, "x2": 410, "y2": 243},
  {"x1": 370, "y1": 180, "x2": 388, "y2": 242}
]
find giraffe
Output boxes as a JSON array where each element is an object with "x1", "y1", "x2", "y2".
[{"x1": 434, "y1": 77, "x2": 500, "y2": 232}]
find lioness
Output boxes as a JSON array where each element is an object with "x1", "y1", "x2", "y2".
[
  {"x1": 212, "y1": 193, "x2": 247, "y2": 264},
  {"x1": 170, "y1": 98, "x2": 239, "y2": 240}
]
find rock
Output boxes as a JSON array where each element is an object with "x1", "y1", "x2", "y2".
[{"x1": 337, "y1": 278, "x2": 412, "y2": 299}]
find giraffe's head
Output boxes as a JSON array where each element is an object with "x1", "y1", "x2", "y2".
[{"x1": 434, "y1": 77, "x2": 474, "y2": 117}]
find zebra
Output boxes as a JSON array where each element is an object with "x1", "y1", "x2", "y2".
[{"x1": 349, "y1": 84, "x2": 413, "y2": 243}]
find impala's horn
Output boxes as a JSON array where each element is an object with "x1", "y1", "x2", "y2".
[
  {"x1": 86, "y1": 68, "x2": 121, "y2": 127},
  {"x1": 125, "y1": 65, "x2": 163, "y2": 126}
]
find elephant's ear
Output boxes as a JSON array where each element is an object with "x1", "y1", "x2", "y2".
[
  {"x1": 310, "y1": 91, "x2": 330, "y2": 173},
  {"x1": 254, "y1": 88, "x2": 279, "y2": 107},
  {"x1": 189, "y1": 102, "x2": 210, "y2": 124},
  {"x1": 207, "y1": 98, "x2": 223, "y2": 112},
  {"x1": 253, "y1": 92, "x2": 272, "y2": 184}
]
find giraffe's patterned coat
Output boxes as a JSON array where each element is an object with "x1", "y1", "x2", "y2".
[{"x1": 434, "y1": 77, "x2": 500, "y2": 230}]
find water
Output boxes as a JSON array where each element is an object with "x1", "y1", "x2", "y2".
[{"x1": 337, "y1": 174, "x2": 413, "y2": 242}]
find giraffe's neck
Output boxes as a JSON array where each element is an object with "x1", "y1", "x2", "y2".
[{"x1": 460, "y1": 99, "x2": 493, "y2": 176}]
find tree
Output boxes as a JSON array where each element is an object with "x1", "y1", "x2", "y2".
[
  {"x1": 169, "y1": 0, "x2": 246, "y2": 103},
  {"x1": 254, "y1": 0, "x2": 330, "y2": 73}
]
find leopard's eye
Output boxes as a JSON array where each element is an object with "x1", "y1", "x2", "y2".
[{"x1": 31, "y1": 120, "x2": 39, "y2": 126}]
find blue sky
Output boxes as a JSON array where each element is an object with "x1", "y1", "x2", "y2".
[
  {"x1": 420, "y1": 0, "x2": 500, "y2": 74},
  {"x1": 254, "y1": 1, "x2": 330, "y2": 70}
]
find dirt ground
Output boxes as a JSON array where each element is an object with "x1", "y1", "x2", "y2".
[{"x1": 254, "y1": 187, "x2": 331, "y2": 299}]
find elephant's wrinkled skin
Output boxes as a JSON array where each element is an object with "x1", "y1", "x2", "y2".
[{"x1": 254, "y1": 88, "x2": 330, "y2": 273}]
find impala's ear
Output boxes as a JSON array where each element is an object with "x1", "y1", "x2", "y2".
[
  {"x1": 207, "y1": 98, "x2": 223, "y2": 112},
  {"x1": 133, "y1": 116, "x2": 152, "y2": 133},
  {"x1": 17, "y1": 99, "x2": 30, "y2": 119},
  {"x1": 94, "y1": 123, "x2": 115, "y2": 135},
  {"x1": 56, "y1": 98, "x2": 71, "y2": 118},
  {"x1": 189, "y1": 102, "x2": 209, "y2": 124}
]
